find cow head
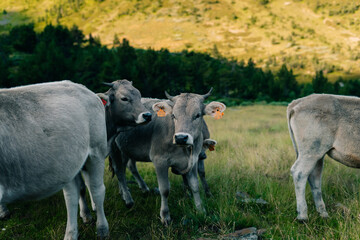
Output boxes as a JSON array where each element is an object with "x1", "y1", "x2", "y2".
[
  {"x1": 97, "y1": 80, "x2": 152, "y2": 129},
  {"x1": 152, "y1": 89, "x2": 225, "y2": 147}
]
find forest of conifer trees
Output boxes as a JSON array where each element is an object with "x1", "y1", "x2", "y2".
[{"x1": 1, "y1": 24, "x2": 360, "y2": 105}]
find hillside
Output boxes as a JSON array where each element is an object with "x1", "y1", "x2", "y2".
[{"x1": 1, "y1": 0, "x2": 360, "y2": 82}]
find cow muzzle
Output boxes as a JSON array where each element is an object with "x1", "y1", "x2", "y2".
[
  {"x1": 174, "y1": 132, "x2": 193, "y2": 146},
  {"x1": 135, "y1": 112, "x2": 152, "y2": 124}
]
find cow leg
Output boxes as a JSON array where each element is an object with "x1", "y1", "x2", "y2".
[
  {"x1": 63, "y1": 175, "x2": 81, "y2": 240},
  {"x1": 198, "y1": 159, "x2": 211, "y2": 197},
  {"x1": 84, "y1": 154, "x2": 109, "y2": 239},
  {"x1": 81, "y1": 171, "x2": 96, "y2": 211},
  {"x1": 127, "y1": 160, "x2": 150, "y2": 193},
  {"x1": 181, "y1": 174, "x2": 192, "y2": 198},
  {"x1": 0, "y1": 203, "x2": 10, "y2": 219},
  {"x1": 185, "y1": 164, "x2": 205, "y2": 213},
  {"x1": 155, "y1": 165, "x2": 171, "y2": 225},
  {"x1": 291, "y1": 154, "x2": 320, "y2": 221},
  {"x1": 112, "y1": 153, "x2": 134, "y2": 208},
  {"x1": 308, "y1": 157, "x2": 329, "y2": 218},
  {"x1": 78, "y1": 174, "x2": 93, "y2": 224}
]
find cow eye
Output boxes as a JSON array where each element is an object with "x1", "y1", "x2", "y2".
[
  {"x1": 121, "y1": 97, "x2": 128, "y2": 102},
  {"x1": 194, "y1": 113, "x2": 201, "y2": 119}
]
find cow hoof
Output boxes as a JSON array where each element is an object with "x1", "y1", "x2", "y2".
[
  {"x1": 141, "y1": 187, "x2": 150, "y2": 194},
  {"x1": 205, "y1": 191, "x2": 212, "y2": 198},
  {"x1": 80, "y1": 214, "x2": 93, "y2": 224},
  {"x1": 152, "y1": 187, "x2": 160, "y2": 195},
  {"x1": 125, "y1": 202, "x2": 134, "y2": 209},
  {"x1": 161, "y1": 217, "x2": 172, "y2": 227},
  {"x1": 0, "y1": 210, "x2": 10, "y2": 220},
  {"x1": 296, "y1": 215, "x2": 308, "y2": 223},
  {"x1": 320, "y1": 212, "x2": 329, "y2": 218},
  {"x1": 96, "y1": 226, "x2": 109, "y2": 240}
]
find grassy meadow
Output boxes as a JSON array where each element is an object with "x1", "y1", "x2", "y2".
[{"x1": 1, "y1": 105, "x2": 360, "y2": 239}]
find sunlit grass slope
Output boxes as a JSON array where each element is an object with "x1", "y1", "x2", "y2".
[
  {"x1": 1, "y1": 105, "x2": 360, "y2": 239},
  {"x1": 1, "y1": 0, "x2": 360, "y2": 81}
]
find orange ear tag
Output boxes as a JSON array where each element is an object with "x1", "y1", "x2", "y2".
[
  {"x1": 208, "y1": 144, "x2": 215, "y2": 151},
  {"x1": 214, "y1": 109, "x2": 224, "y2": 120},
  {"x1": 157, "y1": 108, "x2": 166, "y2": 117}
]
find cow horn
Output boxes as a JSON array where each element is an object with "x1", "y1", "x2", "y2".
[
  {"x1": 165, "y1": 91, "x2": 174, "y2": 101},
  {"x1": 202, "y1": 87, "x2": 213, "y2": 99},
  {"x1": 102, "y1": 82, "x2": 114, "y2": 88}
]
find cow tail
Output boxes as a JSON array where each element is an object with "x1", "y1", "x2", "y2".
[
  {"x1": 108, "y1": 155, "x2": 115, "y2": 178},
  {"x1": 287, "y1": 105, "x2": 298, "y2": 159}
]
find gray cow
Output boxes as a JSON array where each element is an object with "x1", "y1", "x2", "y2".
[
  {"x1": 78, "y1": 79, "x2": 152, "y2": 223},
  {"x1": 0, "y1": 80, "x2": 151, "y2": 240},
  {"x1": 287, "y1": 93, "x2": 360, "y2": 221},
  {"x1": 110, "y1": 90, "x2": 225, "y2": 224},
  {"x1": 110, "y1": 97, "x2": 217, "y2": 203},
  {"x1": 0, "y1": 81, "x2": 109, "y2": 240}
]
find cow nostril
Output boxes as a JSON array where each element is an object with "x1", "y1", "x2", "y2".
[
  {"x1": 143, "y1": 113, "x2": 152, "y2": 121},
  {"x1": 175, "y1": 135, "x2": 187, "y2": 140}
]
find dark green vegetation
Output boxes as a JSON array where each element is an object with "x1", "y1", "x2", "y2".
[{"x1": 2, "y1": 24, "x2": 360, "y2": 106}]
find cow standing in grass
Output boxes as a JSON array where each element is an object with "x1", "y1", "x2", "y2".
[
  {"x1": 110, "y1": 97, "x2": 217, "y2": 201},
  {"x1": 287, "y1": 94, "x2": 360, "y2": 221},
  {"x1": 0, "y1": 80, "x2": 151, "y2": 240},
  {"x1": 79, "y1": 79, "x2": 152, "y2": 223},
  {"x1": 110, "y1": 90, "x2": 225, "y2": 224}
]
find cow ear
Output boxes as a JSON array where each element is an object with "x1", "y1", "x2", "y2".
[
  {"x1": 204, "y1": 101, "x2": 226, "y2": 118},
  {"x1": 97, "y1": 93, "x2": 110, "y2": 107},
  {"x1": 152, "y1": 101, "x2": 172, "y2": 117},
  {"x1": 203, "y1": 139, "x2": 217, "y2": 149}
]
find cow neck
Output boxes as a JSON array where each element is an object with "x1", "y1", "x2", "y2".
[{"x1": 105, "y1": 108, "x2": 117, "y2": 141}]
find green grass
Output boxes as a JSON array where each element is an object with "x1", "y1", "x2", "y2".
[{"x1": 1, "y1": 105, "x2": 360, "y2": 239}]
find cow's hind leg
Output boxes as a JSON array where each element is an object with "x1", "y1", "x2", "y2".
[
  {"x1": 112, "y1": 153, "x2": 134, "y2": 208},
  {"x1": 84, "y1": 153, "x2": 109, "y2": 239},
  {"x1": 308, "y1": 157, "x2": 329, "y2": 218},
  {"x1": 127, "y1": 160, "x2": 150, "y2": 193},
  {"x1": 0, "y1": 203, "x2": 10, "y2": 219},
  {"x1": 291, "y1": 154, "x2": 321, "y2": 221},
  {"x1": 78, "y1": 174, "x2": 93, "y2": 224},
  {"x1": 63, "y1": 175, "x2": 81, "y2": 240}
]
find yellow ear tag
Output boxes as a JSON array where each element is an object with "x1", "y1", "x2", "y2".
[
  {"x1": 157, "y1": 108, "x2": 166, "y2": 117},
  {"x1": 214, "y1": 109, "x2": 224, "y2": 120}
]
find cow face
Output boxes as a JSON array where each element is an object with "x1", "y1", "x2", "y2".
[
  {"x1": 152, "y1": 90, "x2": 225, "y2": 147},
  {"x1": 98, "y1": 80, "x2": 152, "y2": 127}
]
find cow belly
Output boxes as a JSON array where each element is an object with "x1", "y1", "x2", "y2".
[
  {"x1": 0, "y1": 143, "x2": 88, "y2": 203},
  {"x1": 328, "y1": 148, "x2": 360, "y2": 168},
  {"x1": 1, "y1": 183, "x2": 66, "y2": 203}
]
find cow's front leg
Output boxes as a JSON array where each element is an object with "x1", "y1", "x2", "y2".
[
  {"x1": 155, "y1": 165, "x2": 171, "y2": 225},
  {"x1": 197, "y1": 159, "x2": 211, "y2": 197},
  {"x1": 185, "y1": 164, "x2": 205, "y2": 213},
  {"x1": 0, "y1": 203, "x2": 10, "y2": 219}
]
